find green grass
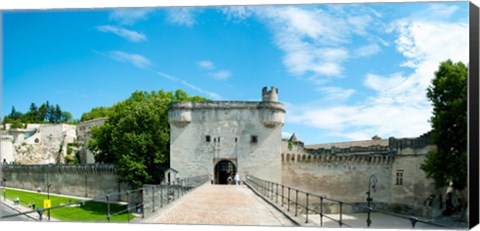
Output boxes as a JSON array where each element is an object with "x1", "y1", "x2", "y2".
[{"x1": 3, "y1": 188, "x2": 133, "y2": 222}]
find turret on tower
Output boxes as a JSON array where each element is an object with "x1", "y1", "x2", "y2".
[{"x1": 262, "y1": 86, "x2": 278, "y2": 102}]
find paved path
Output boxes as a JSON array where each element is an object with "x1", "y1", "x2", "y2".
[{"x1": 142, "y1": 183, "x2": 295, "y2": 226}]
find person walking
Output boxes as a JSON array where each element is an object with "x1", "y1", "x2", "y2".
[{"x1": 234, "y1": 173, "x2": 240, "y2": 186}]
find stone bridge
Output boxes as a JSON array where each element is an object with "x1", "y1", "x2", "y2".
[
  {"x1": 138, "y1": 180, "x2": 461, "y2": 229},
  {"x1": 140, "y1": 183, "x2": 294, "y2": 226}
]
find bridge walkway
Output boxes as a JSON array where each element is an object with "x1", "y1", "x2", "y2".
[{"x1": 141, "y1": 183, "x2": 295, "y2": 226}]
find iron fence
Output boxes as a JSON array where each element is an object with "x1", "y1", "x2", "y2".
[
  {"x1": 0, "y1": 174, "x2": 209, "y2": 223},
  {"x1": 245, "y1": 175, "x2": 456, "y2": 229}
]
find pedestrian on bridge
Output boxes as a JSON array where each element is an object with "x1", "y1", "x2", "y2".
[{"x1": 234, "y1": 173, "x2": 240, "y2": 186}]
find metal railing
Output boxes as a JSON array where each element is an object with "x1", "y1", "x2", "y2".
[
  {"x1": 142, "y1": 174, "x2": 209, "y2": 216},
  {"x1": 245, "y1": 175, "x2": 456, "y2": 229},
  {"x1": 0, "y1": 174, "x2": 209, "y2": 223}
]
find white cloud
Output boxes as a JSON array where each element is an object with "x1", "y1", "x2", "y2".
[
  {"x1": 317, "y1": 86, "x2": 355, "y2": 101},
  {"x1": 155, "y1": 72, "x2": 222, "y2": 100},
  {"x1": 250, "y1": 6, "x2": 384, "y2": 79},
  {"x1": 363, "y1": 73, "x2": 407, "y2": 92},
  {"x1": 354, "y1": 44, "x2": 381, "y2": 57},
  {"x1": 222, "y1": 6, "x2": 253, "y2": 22},
  {"x1": 198, "y1": 60, "x2": 232, "y2": 80},
  {"x1": 109, "y1": 8, "x2": 155, "y2": 25},
  {"x1": 285, "y1": 6, "x2": 468, "y2": 142},
  {"x1": 287, "y1": 102, "x2": 432, "y2": 141},
  {"x1": 198, "y1": 60, "x2": 215, "y2": 70},
  {"x1": 97, "y1": 25, "x2": 147, "y2": 42},
  {"x1": 166, "y1": 8, "x2": 197, "y2": 27},
  {"x1": 281, "y1": 131, "x2": 293, "y2": 140},
  {"x1": 212, "y1": 70, "x2": 231, "y2": 80},
  {"x1": 108, "y1": 51, "x2": 152, "y2": 69}
]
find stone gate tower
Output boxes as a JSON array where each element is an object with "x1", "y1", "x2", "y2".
[{"x1": 168, "y1": 86, "x2": 285, "y2": 184}]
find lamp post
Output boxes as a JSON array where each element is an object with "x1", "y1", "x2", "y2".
[{"x1": 366, "y1": 174, "x2": 377, "y2": 227}]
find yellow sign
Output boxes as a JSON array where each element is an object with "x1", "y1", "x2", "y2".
[{"x1": 43, "y1": 199, "x2": 51, "y2": 208}]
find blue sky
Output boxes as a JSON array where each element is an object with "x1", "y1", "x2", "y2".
[{"x1": 1, "y1": 2, "x2": 469, "y2": 145}]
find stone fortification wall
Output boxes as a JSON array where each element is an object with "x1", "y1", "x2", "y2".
[
  {"x1": 1, "y1": 164, "x2": 130, "y2": 200},
  {"x1": 281, "y1": 140, "x2": 393, "y2": 206},
  {"x1": 388, "y1": 133, "x2": 442, "y2": 214},
  {"x1": 281, "y1": 132, "x2": 441, "y2": 215},
  {"x1": 169, "y1": 100, "x2": 285, "y2": 183}
]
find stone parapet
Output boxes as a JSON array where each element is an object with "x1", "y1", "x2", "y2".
[
  {"x1": 1, "y1": 164, "x2": 116, "y2": 174},
  {"x1": 388, "y1": 132, "x2": 433, "y2": 152},
  {"x1": 168, "y1": 101, "x2": 285, "y2": 112}
]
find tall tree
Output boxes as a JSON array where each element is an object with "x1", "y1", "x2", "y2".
[
  {"x1": 39, "y1": 103, "x2": 48, "y2": 122},
  {"x1": 88, "y1": 89, "x2": 209, "y2": 189},
  {"x1": 421, "y1": 59, "x2": 468, "y2": 190},
  {"x1": 54, "y1": 104, "x2": 62, "y2": 123}
]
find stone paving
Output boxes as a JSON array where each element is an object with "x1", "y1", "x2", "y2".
[{"x1": 142, "y1": 183, "x2": 295, "y2": 226}]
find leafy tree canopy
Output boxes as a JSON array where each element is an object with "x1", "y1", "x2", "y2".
[
  {"x1": 88, "y1": 89, "x2": 210, "y2": 189},
  {"x1": 2, "y1": 101, "x2": 76, "y2": 127},
  {"x1": 421, "y1": 59, "x2": 467, "y2": 190},
  {"x1": 80, "y1": 107, "x2": 112, "y2": 122}
]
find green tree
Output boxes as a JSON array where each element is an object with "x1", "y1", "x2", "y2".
[
  {"x1": 61, "y1": 111, "x2": 73, "y2": 123},
  {"x1": 10, "y1": 119, "x2": 24, "y2": 129},
  {"x1": 421, "y1": 59, "x2": 468, "y2": 190},
  {"x1": 9, "y1": 106, "x2": 22, "y2": 120},
  {"x1": 88, "y1": 89, "x2": 209, "y2": 189},
  {"x1": 80, "y1": 107, "x2": 112, "y2": 122},
  {"x1": 38, "y1": 103, "x2": 48, "y2": 122}
]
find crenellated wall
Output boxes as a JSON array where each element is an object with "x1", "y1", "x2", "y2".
[{"x1": 280, "y1": 132, "x2": 442, "y2": 214}]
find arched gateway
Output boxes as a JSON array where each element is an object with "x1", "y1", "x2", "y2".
[{"x1": 214, "y1": 160, "x2": 236, "y2": 184}]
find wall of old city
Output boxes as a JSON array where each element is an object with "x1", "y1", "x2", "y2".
[
  {"x1": 280, "y1": 133, "x2": 442, "y2": 214},
  {"x1": 1, "y1": 164, "x2": 130, "y2": 200}
]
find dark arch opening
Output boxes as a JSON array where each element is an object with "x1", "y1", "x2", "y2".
[{"x1": 214, "y1": 160, "x2": 236, "y2": 185}]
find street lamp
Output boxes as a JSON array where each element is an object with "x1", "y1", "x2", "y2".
[{"x1": 366, "y1": 174, "x2": 377, "y2": 227}]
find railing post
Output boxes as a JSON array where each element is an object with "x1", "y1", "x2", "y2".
[
  {"x1": 410, "y1": 217, "x2": 418, "y2": 228},
  {"x1": 152, "y1": 186, "x2": 155, "y2": 213},
  {"x1": 160, "y1": 184, "x2": 163, "y2": 208},
  {"x1": 281, "y1": 185, "x2": 284, "y2": 207},
  {"x1": 126, "y1": 191, "x2": 130, "y2": 223},
  {"x1": 270, "y1": 182, "x2": 274, "y2": 200},
  {"x1": 295, "y1": 189, "x2": 298, "y2": 217},
  {"x1": 166, "y1": 183, "x2": 170, "y2": 204},
  {"x1": 276, "y1": 183, "x2": 279, "y2": 203},
  {"x1": 37, "y1": 209, "x2": 43, "y2": 221},
  {"x1": 305, "y1": 193, "x2": 309, "y2": 224},
  {"x1": 141, "y1": 188, "x2": 145, "y2": 219},
  {"x1": 263, "y1": 180, "x2": 266, "y2": 196},
  {"x1": 339, "y1": 201, "x2": 343, "y2": 227},
  {"x1": 177, "y1": 184, "x2": 180, "y2": 199},
  {"x1": 320, "y1": 197, "x2": 323, "y2": 227},
  {"x1": 106, "y1": 195, "x2": 111, "y2": 222},
  {"x1": 287, "y1": 187, "x2": 291, "y2": 212}
]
